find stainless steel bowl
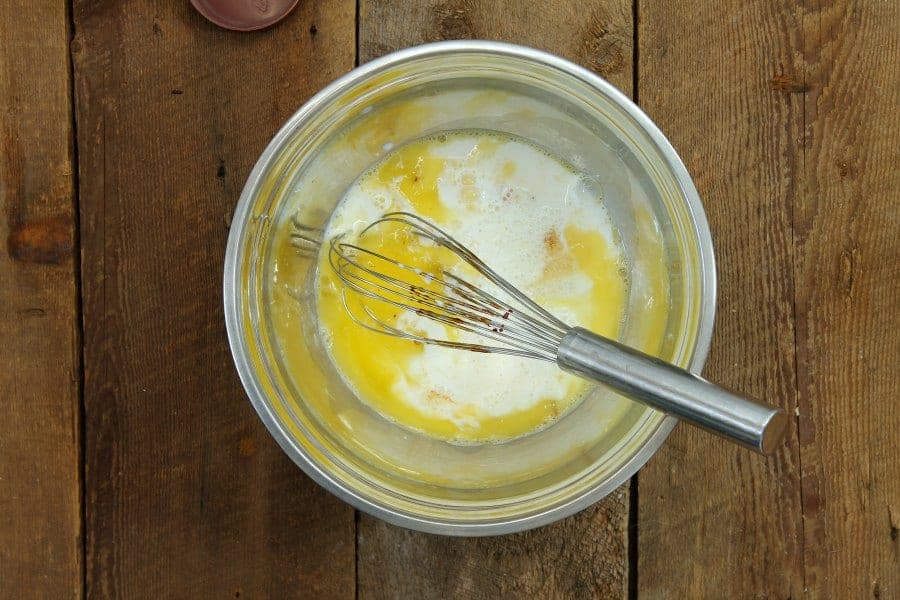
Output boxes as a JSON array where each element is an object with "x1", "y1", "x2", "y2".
[{"x1": 224, "y1": 41, "x2": 716, "y2": 535}]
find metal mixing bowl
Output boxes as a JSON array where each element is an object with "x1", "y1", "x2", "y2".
[{"x1": 224, "y1": 41, "x2": 715, "y2": 535}]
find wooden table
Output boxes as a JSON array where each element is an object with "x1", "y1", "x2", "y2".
[{"x1": 2, "y1": 1, "x2": 897, "y2": 597}]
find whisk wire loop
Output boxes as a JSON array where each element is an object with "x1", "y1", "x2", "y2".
[{"x1": 327, "y1": 212, "x2": 570, "y2": 361}]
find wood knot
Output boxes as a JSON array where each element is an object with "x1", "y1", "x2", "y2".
[
  {"x1": 238, "y1": 437, "x2": 256, "y2": 457},
  {"x1": 840, "y1": 246, "x2": 858, "y2": 298},
  {"x1": 6, "y1": 216, "x2": 71, "y2": 265},
  {"x1": 769, "y1": 75, "x2": 809, "y2": 94},
  {"x1": 435, "y1": 1, "x2": 475, "y2": 40},
  {"x1": 836, "y1": 159, "x2": 854, "y2": 179},
  {"x1": 581, "y1": 17, "x2": 627, "y2": 78}
]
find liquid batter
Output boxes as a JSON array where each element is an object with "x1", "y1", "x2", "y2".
[{"x1": 315, "y1": 130, "x2": 629, "y2": 443}]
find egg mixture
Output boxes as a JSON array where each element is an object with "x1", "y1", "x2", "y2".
[{"x1": 314, "y1": 130, "x2": 629, "y2": 444}]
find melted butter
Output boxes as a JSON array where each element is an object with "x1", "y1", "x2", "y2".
[
  {"x1": 376, "y1": 151, "x2": 450, "y2": 222},
  {"x1": 533, "y1": 224, "x2": 626, "y2": 338},
  {"x1": 343, "y1": 100, "x2": 436, "y2": 156}
]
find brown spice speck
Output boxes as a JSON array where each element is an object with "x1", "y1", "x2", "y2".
[
  {"x1": 427, "y1": 389, "x2": 455, "y2": 405},
  {"x1": 543, "y1": 228, "x2": 561, "y2": 253}
]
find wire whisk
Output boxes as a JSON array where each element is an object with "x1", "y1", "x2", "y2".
[{"x1": 318, "y1": 211, "x2": 788, "y2": 455}]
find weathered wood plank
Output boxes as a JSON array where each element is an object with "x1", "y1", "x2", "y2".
[
  {"x1": 356, "y1": 3, "x2": 634, "y2": 598},
  {"x1": 637, "y1": 2, "x2": 805, "y2": 597},
  {"x1": 796, "y1": 1, "x2": 899, "y2": 596},
  {"x1": 0, "y1": 2, "x2": 82, "y2": 598},
  {"x1": 360, "y1": 0, "x2": 633, "y2": 89},
  {"x1": 360, "y1": 496, "x2": 629, "y2": 599},
  {"x1": 72, "y1": 2, "x2": 356, "y2": 597}
]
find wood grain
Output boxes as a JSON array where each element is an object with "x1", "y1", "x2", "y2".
[
  {"x1": 72, "y1": 2, "x2": 356, "y2": 597},
  {"x1": 357, "y1": 3, "x2": 635, "y2": 598},
  {"x1": 796, "y1": 1, "x2": 899, "y2": 596},
  {"x1": 360, "y1": 493, "x2": 630, "y2": 599},
  {"x1": 0, "y1": 2, "x2": 82, "y2": 598},
  {"x1": 360, "y1": 0, "x2": 634, "y2": 90},
  {"x1": 636, "y1": 1, "x2": 805, "y2": 597},
  {"x1": 2, "y1": 0, "x2": 889, "y2": 596}
]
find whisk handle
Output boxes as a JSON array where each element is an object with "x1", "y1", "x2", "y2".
[{"x1": 557, "y1": 327, "x2": 788, "y2": 455}]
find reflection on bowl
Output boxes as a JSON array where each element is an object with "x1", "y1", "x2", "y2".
[{"x1": 224, "y1": 41, "x2": 715, "y2": 535}]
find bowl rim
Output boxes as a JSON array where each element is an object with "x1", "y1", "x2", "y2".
[{"x1": 224, "y1": 40, "x2": 717, "y2": 535}]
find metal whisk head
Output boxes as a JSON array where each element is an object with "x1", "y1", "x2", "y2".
[
  {"x1": 328, "y1": 212, "x2": 572, "y2": 362},
  {"x1": 322, "y1": 211, "x2": 789, "y2": 455}
]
